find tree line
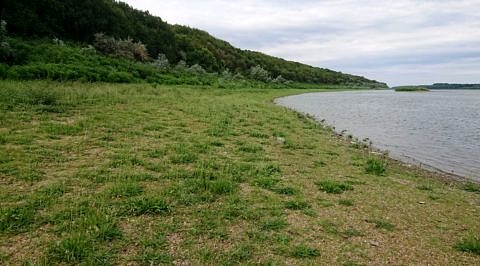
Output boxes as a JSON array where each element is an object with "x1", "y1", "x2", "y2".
[{"x1": 2, "y1": 0, "x2": 385, "y2": 86}]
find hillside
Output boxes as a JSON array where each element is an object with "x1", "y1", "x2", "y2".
[{"x1": 2, "y1": 0, "x2": 386, "y2": 87}]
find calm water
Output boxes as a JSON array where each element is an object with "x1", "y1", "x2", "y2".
[{"x1": 276, "y1": 90, "x2": 480, "y2": 181}]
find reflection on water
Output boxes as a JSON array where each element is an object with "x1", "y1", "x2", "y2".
[{"x1": 276, "y1": 90, "x2": 480, "y2": 181}]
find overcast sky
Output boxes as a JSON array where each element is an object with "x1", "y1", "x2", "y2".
[{"x1": 123, "y1": 0, "x2": 480, "y2": 86}]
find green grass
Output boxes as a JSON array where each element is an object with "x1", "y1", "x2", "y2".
[
  {"x1": 290, "y1": 245, "x2": 320, "y2": 258},
  {"x1": 367, "y1": 219, "x2": 395, "y2": 231},
  {"x1": 455, "y1": 234, "x2": 480, "y2": 255},
  {"x1": 0, "y1": 81, "x2": 479, "y2": 265},
  {"x1": 316, "y1": 180, "x2": 354, "y2": 194},
  {"x1": 365, "y1": 158, "x2": 387, "y2": 176}
]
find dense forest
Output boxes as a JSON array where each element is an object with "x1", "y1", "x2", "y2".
[{"x1": 1, "y1": 0, "x2": 386, "y2": 86}]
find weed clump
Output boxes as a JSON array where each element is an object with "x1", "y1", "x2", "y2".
[
  {"x1": 290, "y1": 245, "x2": 320, "y2": 258},
  {"x1": 109, "y1": 182, "x2": 143, "y2": 198},
  {"x1": 367, "y1": 218, "x2": 395, "y2": 231},
  {"x1": 0, "y1": 205, "x2": 36, "y2": 234},
  {"x1": 123, "y1": 196, "x2": 172, "y2": 216},
  {"x1": 365, "y1": 158, "x2": 386, "y2": 176},
  {"x1": 455, "y1": 233, "x2": 480, "y2": 255},
  {"x1": 338, "y1": 199, "x2": 354, "y2": 206},
  {"x1": 316, "y1": 180, "x2": 353, "y2": 194},
  {"x1": 462, "y1": 183, "x2": 480, "y2": 193},
  {"x1": 260, "y1": 218, "x2": 287, "y2": 231},
  {"x1": 284, "y1": 200, "x2": 310, "y2": 210}
]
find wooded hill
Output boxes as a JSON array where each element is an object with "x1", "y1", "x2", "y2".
[{"x1": 2, "y1": 0, "x2": 386, "y2": 87}]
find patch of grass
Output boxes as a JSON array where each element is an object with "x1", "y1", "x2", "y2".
[
  {"x1": 249, "y1": 131, "x2": 269, "y2": 139},
  {"x1": 0, "y1": 204, "x2": 36, "y2": 234},
  {"x1": 229, "y1": 244, "x2": 253, "y2": 262},
  {"x1": 43, "y1": 122, "x2": 83, "y2": 136},
  {"x1": 316, "y1": 180, "x2": 353, "y2": 194},
  {"x1": 320, "y1": 219, "x2": 339, "y2": 235},
  {"x1": 462, "y1": 183, "x2": 480, "y2": 193},
  {"x1": 417, "y1": 184, "x2": 434, "y2": 191},
  {"x1": 146, "y1": 148, "x2": 167, "y2": 158},
  {"x1": 290, "y1": 245, "x2": 320, "y2": 258},
  {"x1": 19, "y1": 167, "x2": 45, "y2": 182},
  {"x1": 343, "y1": 261, "x2": 366, "y2": 266},
  {"x1": 209, "y1": 140, "x2": 224, "y2": 147},
  {"x1": 260, "y1": 218, "x2": 288, "y2": 231},
  {"x1": 455, "y1": 233, "x2": 480, "y2": 255},
  {"x1": 108, "y1": 182, "x2": 143, "y2": 198},
  {"x1": 137, "y1": 251, "x2": 173, "y2": 265},
  {"x1": 169, "y1": 152, "x2": 198, "y2": 164},
  {"x1": 365, "y1": 158, "x2": 386, "y2": 176},
  {"x1": 341, "y1": 228, "x2": 364, "y2": 238},
  {"x1": 0, "y1": 133, "x2": 7, "y2": 145},
  {"x1": 123, "y1": 196, "x2": 172, "y2": 216},
  {"x1": 237, "y1": 142, "x2": 264, "y2": 153},
  {"x1": 284, "y1": 200, "x2": 311, "y2": 210},
  {"x1": 314, "y1": 160, "x2": 326, "y2": 167},
  {"x1": 208, "y1": 179, "x2": 237, "y2": 195},
  {"x1": 252, "y1": 177, "x2": 281, "y2": 190},
  {"x1": 338, "y1": 199, "x2": 354, "y2": 206},
  {"x1": 367, "y1": 218, "x2": 395, "y2": 231},
  {"x1": 48, "y1": 235, "x2": 93, "y2": 264},
  {"x1": 272, "y1": 186, "x2": 297, "y2": 195}
]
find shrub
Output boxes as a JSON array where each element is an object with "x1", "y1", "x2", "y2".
[
  {"x1": 174, "y1": 60, "x2": 188, "y2": 71},
  {"x1": 0, "y1": 20, "x2": 14, "y2": 64},
  {"x1": 188, "y1": 64, "x2": 206, "y2": 74},
  {"x1": 249, "y1": 65, "x2": 270, "y2": 82},
  {"x1": 152, "y1": 53, "x2": 170, "y2": 71},
  {"x1": 94, "y1": 33, "x2": 149, "y2": 62},
  {"x1": 272, "y1": 75, "x2": 287, "y2": 84}
]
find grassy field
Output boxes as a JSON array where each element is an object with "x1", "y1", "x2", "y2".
[{"x1": 0, "y1": 81, "x2": 479, "y2": 265}]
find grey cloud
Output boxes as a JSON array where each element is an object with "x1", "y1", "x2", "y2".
[{"x1": 123, "y1": 0, "x2": 480, "y2": 86}]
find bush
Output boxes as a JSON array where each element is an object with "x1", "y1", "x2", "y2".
[
  {"x1": 0, "y1": 20, "x2": 14, "y2": 64},
  {"x1": 272, "y1": 75, "x2": 287, "y2": 84},
  {"x1": 152, "y1": 53, "x2": 170, "y2": 71},
  {"x1": 94, "y1": 33, "x2": 149, "y2": 62},
  {"x1": 249, "y1": 65, "x2": 270, "y2": 82},
  {"x1": 107, "y1": 71, "x2": 135, "y2": 83},
  {"x1": 188, "y1": 64, "x2": 206, "y2": 74},
  {"x1": 175, "y1": 60, "x2": 188, "y2": 71}
]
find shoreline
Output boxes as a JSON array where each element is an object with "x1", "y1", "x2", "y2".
[{"x1": 273, "y1": 92, "x2": 479, "y2": 185}]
